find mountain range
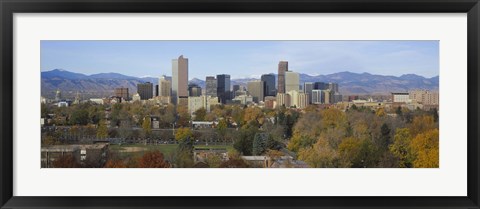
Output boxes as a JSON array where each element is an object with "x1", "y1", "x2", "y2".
[{"x1": 41, "y1": 69, "x2": 439, "y2": 99}]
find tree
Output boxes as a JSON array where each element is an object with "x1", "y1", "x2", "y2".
[
  {"x1": 389, "y1": 128, "x2": 414, "y2": 168},
  {"x1": 216, "y1": 119, "x2": 228, "y2": 142},
  {"x1": 410, "y1": 129, "x2": 439, "y2": 168},
  {"x1": 142, "y1": 116, "x2": 152, "y2": 138},
  {"x1": 118, "y1": 120, "x2": 132, "y2": 140},
  {"x1": 105, "y1": 159, "x2": 127, "y2": 168},
  {"x1": 379, "y1": 123, "x2": 391, "y2": 149},
  {"x1": 409, "y1": 115, "x2": 437, "y2": 137},
  {"x1": 176, "y1": 106, "x2": 191, "y2": 127},
  {"x1": 194, "y1": 108, "x2": 207, "y2": 121},
  {"x1": 175, "y1": 127, "x2": 193, "y2": 141},
  {"x1": 96, "y1": 120, "x2": 108, "y2": 139},
  {"x1": 252, "y1": 132, "x2": 268, "y2": 155},
  {"x1": 233, "y1": 123, "x2": 257, "y2": 155},
  {"x1": 396, "y1": 106, "x2": 403, "y2": 117},
  {"x1": 243, "y1": 107, "x2": 264, "y2": 125},
  {"x1": 138, "y1": 151, "x2": 170, "y2": 168},
  {"x1": 69, "y1": 108, "x2": 89, "y2": 125},
  {"x1": 338, "y1": 137, "x2": 363, "y2": 167},
  {"x1": 174, "y1": 137, "x2": 194, "y2": 167},
  {"x1": 52, "y1": 154, "x2": 80, "y2": 168},
  {"x1": 321, "y1": 108, "x2": 346, "y2": 129},
  {"x1": 376, "y1": 108, "x2": 386, "y2": 117},
  {"x1": 205, "y1": 154, "x2": 223, "y2": 168},
  {"x1": 298, "y1": 137, "x2": 338, "y2": 168}
]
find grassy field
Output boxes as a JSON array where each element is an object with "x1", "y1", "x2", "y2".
[{"x1": 109, "y1": 144, "x2": 179, "y2": 158}]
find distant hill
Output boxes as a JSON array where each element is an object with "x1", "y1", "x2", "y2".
[{"x1": 41, "y1": 69, "x2": 439, "y2": 99}]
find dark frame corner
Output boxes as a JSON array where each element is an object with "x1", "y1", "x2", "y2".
[{"x1": 1, "y1": 0, "x2": 479, "y2": 208}]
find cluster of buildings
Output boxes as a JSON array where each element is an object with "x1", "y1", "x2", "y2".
[
  {"x1": 391, "y1": 90, "x2": 439, "y2": 110},
  {"x1": 46, "y1": 55, "x2": 441, "y2": 118},
  {"x1": 107, "y1": 56, "x2": 342, "y2": 117}
]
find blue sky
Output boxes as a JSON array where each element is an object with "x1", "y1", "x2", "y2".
[{"x1": 41, "y1": 40, "x2": 439, "y2": 79}]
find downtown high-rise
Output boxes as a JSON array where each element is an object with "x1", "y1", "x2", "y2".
[
  {"x1": 137, "y1": 82, "x2": 153, "y2": 100},
  {"x1": 217, "y1": 74, "x2": 231, "y2": 104},
  {"x1": 261, "y1": 74, "x2": 276, "y2": 97},
  {"x1": 205, "y1": 76, "x2": 217, "y2": 97},
  {"x1": 158, "y1": 75, "x2": 171, "y2": 97},
  {"x1": 277, "y1": 61, "x2": 288, "y2": 94},
  {"x1": 172, "y1": 55, "x2": 188, "y2": 104}
]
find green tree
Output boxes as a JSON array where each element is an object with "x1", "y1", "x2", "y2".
[
  {"x1": 96, "y1": 120, "x2": 108, "y2": 139},
  {"x1": 69, "y1": 108, "x2": 89, "y2": 125},
  {"x1": 175, "y1": 127, "x2": 193, "y2": 141},
  {"x1": 174, "y1": 137, "x2": 194, "y2": 167},
  {"x1": 389, "y1": 128, "x2": 414, "y2": 168},
  {"x1": 216, "y1": 119, "x2": 228, "y2": 142},
  {"x1": 379, "y1": 123, "x2": 391, "y2": 149},
  {"x1": 142, "y1": 116, "x2": 152, "y2": 138},
  {"x1": 252, "y1": 132, "x2": 268, "y2": 155}
]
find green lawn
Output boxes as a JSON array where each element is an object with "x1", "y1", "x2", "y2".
[{"x1": 109, "y1": 144, "x2": 179, "y2": 157}]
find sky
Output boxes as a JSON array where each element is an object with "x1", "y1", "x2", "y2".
[{"x1": 41, "y1": 40, "x2": 439, "y2": 79}]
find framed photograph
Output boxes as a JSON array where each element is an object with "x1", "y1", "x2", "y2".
[{"x1": 1, "y1": 0, "x2": 479, "y2": 208}]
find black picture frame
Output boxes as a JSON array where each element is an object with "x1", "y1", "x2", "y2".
[{"x1": 1, "y1": 0, "x2": 479, "y2": 208}]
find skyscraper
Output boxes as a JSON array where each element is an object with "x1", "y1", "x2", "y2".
[
  {"x1": 314, "y1": 82, "x2": 328, "y2": 90},
  {"x1": 216, "y1": 74, "x2": 231, "y2": 104},
  {"x1": 205, "y1": 76, "x2": 217, "y2": 97},
  {"x1": 172, "y1": 55, "x2": 188, "y2": 104},
  {"x1": 285, "y1": 71, "x2": 300, "y2": 92},
  {"x1": 247, "y1": 80, "x2": 265, "y2": 103},
  {"x1": 261, "y1": 73, "x2": 276, "y2": 97},
  {"x1": 304, "y1": 82, "x2": 313, "y2": 104},
  {"x1": 311, "y1": 90, "x2": 323, "y2": 104},
  {"x1": 158, "y1": 75, "x2": 172, "y2": 97},
  {"x1": 115, "y1": 87, "x2": 129, "y2": 101},
  {"x1": 328, "y1": 83, "x2": 339, "y2": 93},
  {"x1": 278, "y1": 61, "x2": 288, "y2": 94},
  {"x1": 233, "y1": 85, "x2": 241, "y2": 93},
  {"x1": 137, "y1": 82, "x2": 153, "y2": 100},
  {"x1": 188, "y1": 83, "x2": 202, "y2": 97}
]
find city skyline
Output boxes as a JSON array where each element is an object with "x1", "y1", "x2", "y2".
[{"x1": 41, "y1": 41, "x2": 439, "y2": 79}]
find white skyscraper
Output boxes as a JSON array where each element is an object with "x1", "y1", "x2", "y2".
[{"x1": 285, "y1": 71, "x2": 300, "y2": 93}]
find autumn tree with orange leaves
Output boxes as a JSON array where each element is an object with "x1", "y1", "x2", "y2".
[{"x1": 137, "y1": 151, "x2": 170, "y2": 168}]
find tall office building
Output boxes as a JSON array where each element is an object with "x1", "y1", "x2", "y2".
[
  {"x1": 328, "y1": 83, "x2": 339, "y2": 93},
  {"x1": 304, "y1": 82, "x2": 314, "y2": 104},
  {"x1": 137, "y1": 82, "x2": 153, "y2": 100},
  {"x1": 311, "y1": 90, "x2": 323, "y2": 104},
  {"x1": 232, "y1": 84, "x2": 241, "y2": 95},
  {"x1": 314, "y1": 82, "x2": 328, "y2": 90},
  {"x1": 261, "y1": 73, "x2": 276, "y2": 97},
  {"x1": 323, "y1": 89, "x2": 332, "y2": 104},
  {"x1": 172, "y1": 55, "x2": 189, "y2": 104},
  {"x1": 247, "y1": 80, "x2": 265, "y2": 103},
  {"x1": 188, "y1": 83, "x2": 202, "y2": 97},
  {"x1": 115, "y1": 87, "x2": 129, "y2": 101},
  {"x1": 158, "y1": 75, "x2": 172, "y2": 97},
  {"x1": 216, "y1": 74, "x2": 231, "y2": 104},
  {"x1": 276, "y1": 93, "x2": 291, "y2": 108},
  {"x1": 205, "y1": 76, "x2": 217, "y2": 97},
  {"x1": 278, "y1": 61, "x2": 288, "y2": 94},
  {"x1": 285, "y1": 71, "x2": 300, "y2": 92}
]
